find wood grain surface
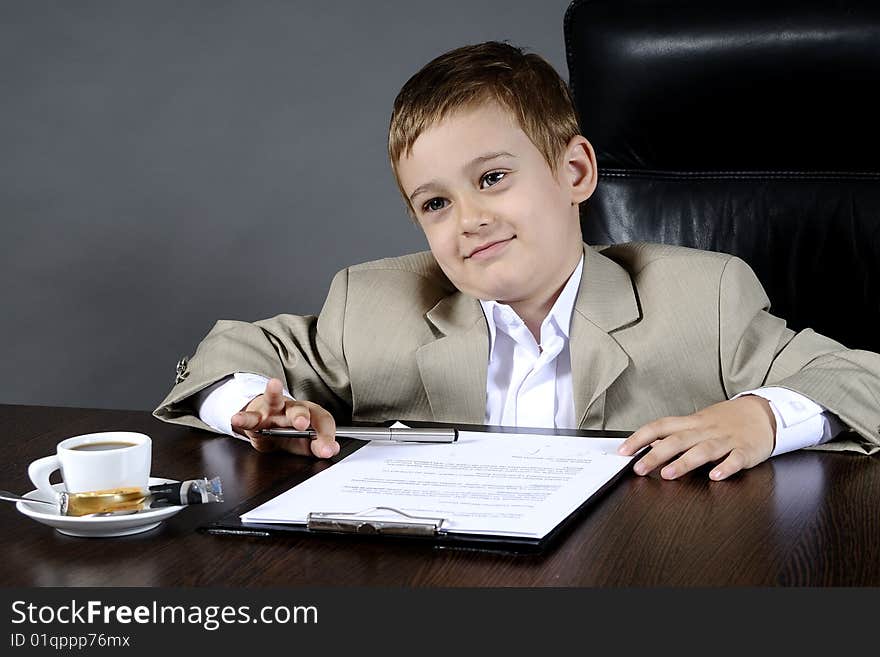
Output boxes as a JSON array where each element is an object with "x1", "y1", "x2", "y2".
[{"x1": 1, "y1": 404, "x2": 878, "y2": 586}]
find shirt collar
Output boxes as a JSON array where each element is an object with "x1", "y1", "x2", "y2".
[{"x1": 479, "y1": 254, "x2": 585, "y2": 349}]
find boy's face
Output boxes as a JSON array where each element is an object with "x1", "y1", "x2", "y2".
[{"x1": 396, "y1": 102, "x2": 595, "y2": 307}]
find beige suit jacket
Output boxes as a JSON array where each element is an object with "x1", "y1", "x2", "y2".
[{"x1": 154, "y1": 243, "x2": 880, "y2": 454}]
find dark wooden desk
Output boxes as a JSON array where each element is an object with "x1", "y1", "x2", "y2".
[{"x1": 2, "y1": 403, "x2": 878, "y2": 586}]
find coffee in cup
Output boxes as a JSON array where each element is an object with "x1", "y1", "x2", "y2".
[
  {"x1": 28, "y1": 431, "x2": 151, "y2": 502},
  {"x1": 70, "y1": 441, "x2": 138, "y2": 452}
]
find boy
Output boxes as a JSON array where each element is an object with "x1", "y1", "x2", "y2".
[{"x1": 154, "y1": 42, "x2": 880, "y2": 481}]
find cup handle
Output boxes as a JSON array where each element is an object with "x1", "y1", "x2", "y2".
[{"x1": 28, "y1": 455, "x2": 61, "y2": 501}]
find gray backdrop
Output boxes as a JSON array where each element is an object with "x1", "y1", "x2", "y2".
[{"x1": 1, "y1": 0, "x2": 574, "y2": 411}]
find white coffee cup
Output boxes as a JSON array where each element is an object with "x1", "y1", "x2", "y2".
[{"x1": 28, "y1": 432, "x2": 152, "y2": 500}]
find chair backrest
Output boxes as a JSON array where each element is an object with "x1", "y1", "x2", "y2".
[{"x1": 564, "y1": 0, "x2": 880, "y2": 351}]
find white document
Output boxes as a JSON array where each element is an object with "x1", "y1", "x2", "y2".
[{"x1": 241, "y1": 431, "x2": 635, "y2": 539}]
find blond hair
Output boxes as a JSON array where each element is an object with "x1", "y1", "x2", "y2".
[{"x1": 388, "y1": 41, "x2": 581, "y2": 216}]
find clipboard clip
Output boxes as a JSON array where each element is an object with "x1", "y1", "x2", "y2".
[{"x1": 307, "y1": 506, "x2": 445, "y2": 537}]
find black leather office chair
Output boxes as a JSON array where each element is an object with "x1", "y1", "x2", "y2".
[{"x1": 564, "y1": 0, "x2": 880, "y2": 352}]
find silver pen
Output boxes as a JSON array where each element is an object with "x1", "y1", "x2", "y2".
[{"x1": 258, "y1": 427, "x2": 458, "y2": 443}]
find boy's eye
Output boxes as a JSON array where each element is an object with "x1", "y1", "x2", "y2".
[
  {"x1": 480, "y1": 171, "x2": 506, "y2": 189},
  {"x1": 423, "y1": 197, "x2": 448, "y2": 213}
]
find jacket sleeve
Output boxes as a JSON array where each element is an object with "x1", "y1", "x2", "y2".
[
  {"x1": 718, "y1": 256, "x2": 880, "y2": 454},
  {"x1": 152, "y1": 268, "x2": 353, "y2": 432}
]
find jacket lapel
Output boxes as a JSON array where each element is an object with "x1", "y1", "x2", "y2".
[
  {"x1": 416, "y1": 292, "x2": 489, "y2": 424},
  {"x1": 415, "y1": 245, "x2": 640, "y2": 428},
  {"x1": 570, "y1": 246, "x2": 641, "y2": 428}
]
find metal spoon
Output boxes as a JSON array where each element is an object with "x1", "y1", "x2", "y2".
[{"x1": 0, "y1": 490, "x2": 56, "y2": 506}]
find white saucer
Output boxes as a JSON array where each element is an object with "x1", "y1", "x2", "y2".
[{"x1": 16, "y1": 477, "x2": 185, "y2": 538}]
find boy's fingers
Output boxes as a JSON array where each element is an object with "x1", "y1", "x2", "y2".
[
  {"x1": 284, "y1": 402, "x2": 312, "y2": 431},
  {"x1": 234, "y1": 394, "x2": 337, "y2": 459},
  {"x1": 618, "y1": 415, "x2": 690, "y2": 456},
  {"x1": 231, "y1": 411, "x2": 263, "y2": 431},
  {"x1": 709, "y1": 448, "x2": 748, "y2": 481},
  {"x1": 305, "y1": 403, "x2": 339, "y2": 459},
  {"x1": 633, "y1": 429, "x2": 700, "y2": 475},
  {"x1": 231, "y1": 412, "x2": 277, "y2": 452},
  {"x1": 659, "y1": 437, "x2": 730, "y2": 480},
  {"x1": 263, "y1": 378, "x2": 286, "y2": 412}
]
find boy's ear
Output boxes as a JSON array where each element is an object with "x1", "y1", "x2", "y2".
[{"x1": 561, "y1": 135, "x2": 598, "y2": 204}]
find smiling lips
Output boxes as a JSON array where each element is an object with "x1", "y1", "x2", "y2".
[{"x1": 466, "y1": 236, "x2": 515, "y2": 260}]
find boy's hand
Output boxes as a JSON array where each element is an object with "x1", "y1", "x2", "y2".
[
  {"x1": 617, "y1": 395, "x2": 776, "y2": 481},
  {"x1": 230, "y1": 378, "x2": 340, "y2": 459}
]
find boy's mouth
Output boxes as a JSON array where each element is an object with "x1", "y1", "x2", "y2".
[{"x1": 465, "y1": 236, "x2": 515, "y2": 260}]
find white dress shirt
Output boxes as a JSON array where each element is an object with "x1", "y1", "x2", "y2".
[
  {"x1": 735, "y1": 386, "x2": 842, "y2": 456},
  {"x1": 478, "y1": 255, "x2": 583, "y2": 430},
  {"x1": 198, "y1": 256, "x2": 843, "y2": 455}
]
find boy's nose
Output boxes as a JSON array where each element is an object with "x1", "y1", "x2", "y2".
[{"x1": 457, "y1": 197, "x2": 493, "y2": 233}]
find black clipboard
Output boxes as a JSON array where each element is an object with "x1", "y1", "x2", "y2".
[{"x1": 200, "y1": 424, "x2": 636, "y2": 554}]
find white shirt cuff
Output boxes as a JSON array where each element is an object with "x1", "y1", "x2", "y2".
[
  {"x1": 734, "y1": 386, "x2": 844, "y2": 457},
  {"x1": 196, "y1": 373, "x2": 294, "y2": 439}
]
